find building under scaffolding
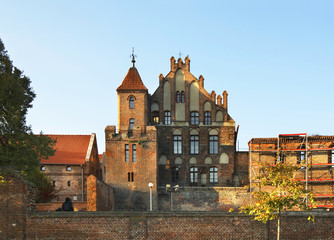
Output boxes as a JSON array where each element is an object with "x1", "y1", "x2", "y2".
[{"x1": 249, "y1": 134, "x2": 334, "y2": 209}]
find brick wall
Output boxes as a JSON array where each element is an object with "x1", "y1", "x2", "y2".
[
  {"x1": 25, "y1": 211, "x2": 334, "y2": 239},
  {"x1": 158, "y1": 187, "x2": 249, "y2": 211},
  {"x1": 35, "y1": 202, "x2": 87, "y2": 211},
  {"x1": 87, "y1": 175, "x2": 114, "y2": 211}
]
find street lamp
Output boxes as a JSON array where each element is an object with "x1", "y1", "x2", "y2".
[
  {"x1": 166, "y1": 184, "x2": 179, "y2": 211},
  {"x1": 148, "y1": 182, "x2": 153, "y2": 211}
]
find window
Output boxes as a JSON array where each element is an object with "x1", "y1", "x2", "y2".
[
  {"x1": 174, "y1": 135, "x2": 182, "y2": 154},
  {"x1": 152, "y1": 111, "x2": 159, "y2": 125},
  {"x1": 204, "y1": 111, "x2": 211, "y2": 125},
  {"x1": 209, "y1": 136, "x2": 218, "y2": 154},
  {"x1": 190, "y1": 167, "x2": 198, "y2": 183},
  {"x1": 209, "y1": 167, "x2": 218, "y2": 183},
  {"x1": 129, "y1": 97, "x2": 134, "y2": 109},
  {"x1": 164, "y1": 111, "x2": 171, "y2": 125},
  {"x1": 129, "y1": 118, "x2": 135, "y2": 131},
  {"x1": 172, "y1": 167, "x2": 179, "y2": 182},
  {"x1": 190, "y1": 112, "x2": 199, "y2": 125},
  {"x1": 176, "y1": 91, "x2": 180, "y2": 103},
  {"x1": 67, "y1": 181, "x2": 71, "y2": 187},
  {"x1": 330, "y1": 150, "x2": 334, "y2": 167},
  {"x1": 40, "y1": 166, "x2": 45, "y2": 171},
  {"x1": 66, "y1": 166, "x2": 71, "y2": 171},
  {"x1": 52, "y1": 181, "x2": 56, "y2": 187},
  {"x1": 132, "y1": 145, "x2": 137, "y2": 162},
  {"x1": 190, "y1": 135, "x2": 199, "y2": 154},
  {"x1": 125, "y1": 144, "x2": 129, "y2": 162},
  {"x1": 297, "y1": 151, "x2": 306, "y2": 164},
  {"x1": 181, "y1": 91, "x2": 185, "y2": 103},
  {"x1": 128, "y1": 172, "x2": 134, "y2": 182}
]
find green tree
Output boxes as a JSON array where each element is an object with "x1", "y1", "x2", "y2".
[
  {"x1": 0, "y1": 38, "x2": 56, "y2": 201},
  {"x1": 240, "y1": 159, "x2": 316, "y2": 240}
]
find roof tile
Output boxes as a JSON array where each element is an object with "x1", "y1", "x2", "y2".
[
  {"x1": 117, "y1": 67, "x2": 147, "y2": 91},
  {"x1": 41, "y1": 135, "x2": 91, "y2": 165}
]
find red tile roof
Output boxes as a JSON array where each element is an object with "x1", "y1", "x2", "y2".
[
  {"x1": 41, "y1": 135, "x2": 91, "y2": 165},
  {"x1": 117, "y1": 67, "x2": 147, "y2": 91}
]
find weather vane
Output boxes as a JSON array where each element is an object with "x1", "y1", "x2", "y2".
[{"x1": 130, "y1": 47, "x2": 137, "y2": 67}]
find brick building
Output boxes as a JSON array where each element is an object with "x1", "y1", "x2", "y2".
[
  {"x1": 249, "y1": 134, "x2": 334, "y2": 208},
  {"x1": 105, "y1": 56, "x2": 248, "y2": 210},
  {"x1": 40, "y1": 134, "x2": 101, "y2": 202}
]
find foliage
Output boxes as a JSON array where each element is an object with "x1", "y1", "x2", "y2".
[
  {"x1": 240, "y1": 161, "x2": 316, "y2": 222},
  {"x1": 26, "y1": 168, "x2": 58, "y2": 203},
  {"x1": 240, "y1": 158, "x2": 316, "y2": 239},
  {"x1": 0, "y1": 38, "x2": 56, "y2": 201}
]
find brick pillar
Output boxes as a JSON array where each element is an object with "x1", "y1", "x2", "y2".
[{"x1": 87, "y1": 175, "x2": 97, "y2": 211}]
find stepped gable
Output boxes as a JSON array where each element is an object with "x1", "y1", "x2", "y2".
[{"x1": 116, "y1": 67, "x2": 147, "y2": 91}]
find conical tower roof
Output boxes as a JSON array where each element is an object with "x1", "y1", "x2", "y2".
[{"x1": 117, "y1": 67, "x2": 147, "y2": 92}]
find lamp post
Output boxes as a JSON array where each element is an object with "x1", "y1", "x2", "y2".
[
  {"x1": 166, "y1": 184, "x2": 179, "y2": 211},
  {"x1": 148, "y1": 182, "x2": 153, "y2": 211}
]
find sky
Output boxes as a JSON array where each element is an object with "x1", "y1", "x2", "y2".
[{"x1": 1, "y1": 0, "x2": 333, "y2": 153}]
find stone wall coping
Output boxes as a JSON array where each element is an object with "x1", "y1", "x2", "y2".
[{"x1": 30, "y1": 211, "x2": 334, "y2": 218}]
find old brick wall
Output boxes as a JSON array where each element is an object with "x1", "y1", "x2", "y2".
[
  {"x1": 105, "y1": 126, "x2": 158, "y2": 211},
  {"x1": 35, "y1": 202, "x2": 87, "y2": 211},
  {"x1": 25, "y1": 211, "x2": 334, "y2": 239},
  {"x1": 87, "y1": 175, "x2": 114, "y2": 211},
  {"x1": 0, "y1": 171, "x2": 36, "y2": 240},
  {"x1": 235, "y1": 151, "x2": 249, "y2": 186},
  {"x1": 158, "y1": 187, "x2": 249, "y2": 211}
]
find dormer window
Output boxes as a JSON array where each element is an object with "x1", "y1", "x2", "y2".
[{"x1": 129, "y1": 97, "x2": 135, "y2": 109}]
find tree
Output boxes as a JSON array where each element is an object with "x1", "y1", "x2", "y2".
[
  {"x1": 240, "y1": 159, "x2": 316, "y2": 240},
  {"x1": 0, "y1": 38, "x2": 55, "y2": 201}
]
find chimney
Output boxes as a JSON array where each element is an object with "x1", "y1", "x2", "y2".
[{"x1": 223, "y1": 91, "x2": 228, "y2": 121}]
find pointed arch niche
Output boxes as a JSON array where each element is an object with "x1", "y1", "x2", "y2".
[{"x1": 175, "y1": 69, "x2": 185, "y2": 121}]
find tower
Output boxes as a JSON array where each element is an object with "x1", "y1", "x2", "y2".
[{"x1": 105, "y1": 53, "x2": 157, "y2": 210}]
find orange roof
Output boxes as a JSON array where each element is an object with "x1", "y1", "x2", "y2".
[
  {"x1": 41, "y1": 135, "x2": 91, "y2": 165},
  {"x1": 117, "y1": 67, "x2": 147, "y2": 91}
]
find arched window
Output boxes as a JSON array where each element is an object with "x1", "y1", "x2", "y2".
[
  {"x1": 181, "y1": 91, "x2": 185, "y2": 103},
  {"x1": 176, "y1": 91, "x2": 180, "y2": 103},
  {"x1": 132, "y1": 145, "x2": 137, "y2": 162},
  {"x1": 129, "y1": 97, "x2": 135, "y2": 109},
  {"x1": 209, "y1": 167, "x2": 218, "y2": 183},
  {"x1": 129, "y1": 119, "x2": 135, "y2": 131},
  {"x1": 152, "y1": 111, "x2": 159, "y2": 125},
  {"x1": 190, "y1": 167, "x2": 198, "y2": 183}
]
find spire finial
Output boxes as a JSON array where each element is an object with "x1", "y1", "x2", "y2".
[
  {"x1": 178, "y1": 51, "x2": 183, "y2": 59},
  {"x1": 130, "y1": 47, "x2": 137, "y2": 67}
]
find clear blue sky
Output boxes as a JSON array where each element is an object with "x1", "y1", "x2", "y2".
[{"x1": 1, "y1": 0, "x2": 333, "y2": 152}]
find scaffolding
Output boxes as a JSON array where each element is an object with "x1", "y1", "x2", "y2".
[{"x1": 249, "y1": 133, "x2": 334, "y2": 208}]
